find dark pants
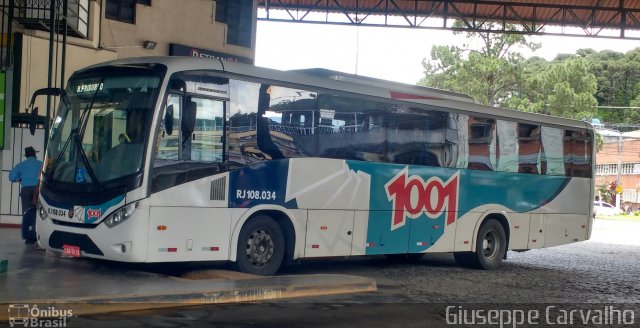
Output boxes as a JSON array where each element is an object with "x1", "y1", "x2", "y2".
[{"x1": 20, "y1": 186, "x2": 37, "y2": 214}]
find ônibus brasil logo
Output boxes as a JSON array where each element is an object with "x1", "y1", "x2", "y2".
[{"x1": 385, "y1": 167, "x2": 460, "y2": 230}]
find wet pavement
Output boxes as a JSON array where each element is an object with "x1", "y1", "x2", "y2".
[{"x1": 0, "y1": 227, "x2": 376, "y2": 319}]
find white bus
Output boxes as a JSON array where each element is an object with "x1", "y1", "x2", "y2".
[{"x1": 32, "y1": 57, "x2": 594, "y2": 275}]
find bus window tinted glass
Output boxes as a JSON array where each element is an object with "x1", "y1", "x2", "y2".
[
  {"x1": 495, "y1": 120, "x2": 518, "y2": 172},
  {"x1": 188, "y1": 97, "x2": 224, "y2": 162},
  {"x1": 467, "y1": 117, "x2": 496, "y2": 171},
  {"x1": 315, "y1": 94, "x2": 386, "y2": 162},
  {"x1": 565, "y1": 130, "x2": 592, "y2": 178},
  {"x1": 229, "y1": 80, "x2": 264, "y2": 168},
  {"x1": 540, "y1": 127, "x2": 565, "y2": 175},
  {"x1": 518, "y1": 123, "x2": 541, "y2": 174},
  {"x1": 386, "y1": 106, "x2": 450, "y2": 167},
  {"x1": 264, "y1": 86, "x2": 318, "y2": 158}
]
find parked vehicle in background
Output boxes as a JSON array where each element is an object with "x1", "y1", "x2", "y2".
[{"x1": 593, "y1": 201, "x2": 622, "y2": 216}]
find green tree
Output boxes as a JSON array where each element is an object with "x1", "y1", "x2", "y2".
[
  {"x1": 595, "y1": 133, "x2": 604, "y2": 152},
  {"x1": 580, "y1": 48, "x2": 640, "y2": 124},
  {"x1": 418, "y1": 21, "x2": 540, "y2": 106},
  {"x1": 631, "y1": 82, "x2": 640, "y2": 108},
  {"x1": 506, "y1": 57, "x2": 598, "y2": 119}
]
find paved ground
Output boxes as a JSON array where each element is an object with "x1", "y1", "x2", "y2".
[
  {"x1": 274, "y1": 218, "x2": 640, "y2": 304},
  {"x1": 2, "y1": 219, "x2": 639, "y2": 327},
  {"x1": 60, "y1": 219, "x2": 640, "y2": 328},
  {"x1": 0, "y1": 227, "x2": 375, "y2": 320}
]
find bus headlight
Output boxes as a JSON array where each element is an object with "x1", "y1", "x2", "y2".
[
  {"x1": 37, "y1": 202, "x2": 48, "y2": 220},
  {"x1": 104, "y1": 202, "x2": 138, "y2": 228}
]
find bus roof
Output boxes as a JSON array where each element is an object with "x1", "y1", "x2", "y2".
[
  {"x1": 290, "y1": 68, "x2": 477, "y2": 104},
  {"x1": 83, "y1": 56, "x2": 592, "y2": 131}
]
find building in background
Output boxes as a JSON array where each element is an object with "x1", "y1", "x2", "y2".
[
  {"x1": 595, "y1": 132, "x2": 640, "y2": 211},
  {"x1": 0, "y1": 0, "x2": 256, "y2": 225}
]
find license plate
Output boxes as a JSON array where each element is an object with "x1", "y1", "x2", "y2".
[{"x1": 63, "y1": 244, "x2": 81, "y2": 257}]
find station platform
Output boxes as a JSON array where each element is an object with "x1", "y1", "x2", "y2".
[{"x1": 0, "y1": 227, "x2": 376, "y2": 319}]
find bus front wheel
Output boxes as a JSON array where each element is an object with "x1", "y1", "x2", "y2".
[
  {"x1": 236, "y1": 215, "x2": 285, "y2": 276},
  {"x1": 454, "y1": 219, "x2": 506, "y2": 270}
]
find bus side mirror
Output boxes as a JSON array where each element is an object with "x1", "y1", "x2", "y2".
[
  {"x1": 165, "y1": 105, "x2": 174, "y2": 135},
  {"x1": 29, "y1": 107, "x2": 39, "y2": 136}
]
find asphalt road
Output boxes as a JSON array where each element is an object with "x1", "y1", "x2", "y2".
[{"x1": 7, "y1": 218, "x2": 640, "y2": 328}]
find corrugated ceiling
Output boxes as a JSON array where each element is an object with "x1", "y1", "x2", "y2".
[{"x1": 258, "y1": 0, "x2": 640, "y2": 38}]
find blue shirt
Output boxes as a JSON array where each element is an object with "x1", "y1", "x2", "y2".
[{"x1": 9, "y1": 157, "x2": 43, "y2": 187}]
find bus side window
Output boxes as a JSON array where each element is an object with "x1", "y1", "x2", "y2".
[
  {"x1": 518, "y1": 123, "x2": 541, "y2": 174},
  {"x1": 467, "y1": 117, "x2": 496, "y2": 171},
  {"x1": 386, "y1": 109, "x2": 445, "y2": 167},
  {"x1": 540, "y1": 126, "x2": 565, "y2": 176},
  {"x1": 495, "y1": 120, "x2": 518, "y2": 173},
  {"x1": 188, "y1": 97, "x2": 224, "y2": 162},
  {"x1": 564, "y1": 130, "x2": 592, "y2": 178},
  {"x1": 156, "y1": 94, "x2": 182, "y2": 161}
]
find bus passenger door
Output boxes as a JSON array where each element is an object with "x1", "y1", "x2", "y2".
[{"x1": 152, "y1": 93, "x2": 226, "y2": 193}]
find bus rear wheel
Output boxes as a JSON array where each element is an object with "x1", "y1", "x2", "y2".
[
  {"x1": 236, "y1": 215, "x2": 285, "y2": 276},
  {"x1": 454, "y1": 219, "x2": 506, "y2": 270}
]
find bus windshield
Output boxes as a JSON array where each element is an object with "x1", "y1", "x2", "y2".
[{"x1": 44, "y1": 67, "x2": 162, "y2": 188}]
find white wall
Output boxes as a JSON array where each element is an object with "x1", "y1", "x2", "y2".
[{"x1": 0, "y1": 127, "x2": 44, "y2": 225}]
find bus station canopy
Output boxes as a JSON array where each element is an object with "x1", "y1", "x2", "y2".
[{"x1": 258, "y1": 0, "x2": 640, "y2": 39}]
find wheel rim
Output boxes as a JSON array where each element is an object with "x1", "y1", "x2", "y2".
[
  {"x1": 245, "y1": 228, "x2": 274, "y2": 267},
  {"x1": 482, "y1": 229, "x2": 500, "y2": 260}
]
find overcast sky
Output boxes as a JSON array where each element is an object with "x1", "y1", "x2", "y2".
[{"x1": 255, "y1": 20, "x2": 640, "y2": 85}]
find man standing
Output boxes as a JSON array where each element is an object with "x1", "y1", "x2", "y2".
[{"x1": 9, "y1": 146, "x2": 43, "y2": 213}]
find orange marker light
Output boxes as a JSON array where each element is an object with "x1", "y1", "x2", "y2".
[{"x1": 157, "y1": 225, "x2": 167, "y2": 231}]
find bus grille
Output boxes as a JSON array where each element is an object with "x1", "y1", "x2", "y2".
[
  {"x1": 52, "y1": 219, "x2": 98, "y2": 229},
  {"x1": 48, "y1": 231, "x2": 104, "y2": 256},
  {"x1": 210, "y1": 176, "x2": 226, "y2": 201}
]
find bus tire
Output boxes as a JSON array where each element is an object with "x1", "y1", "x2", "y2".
[
  {"x1": 454, "y1": 219, "x2": 506, "y2": 270},
  {"x1": 236, "y1": 215, "x2": 285, "y2": 276}
]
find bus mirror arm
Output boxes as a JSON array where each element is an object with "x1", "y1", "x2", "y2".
[
  {"x1": 28, "y1": 87, "x2": 66, "y2": 109},
  {"x1": 29, "y1": 107, "x2": 38, "y2": 136},
  {"x1": 28, "y1": 88, "x2": 68, "y2": 136}
]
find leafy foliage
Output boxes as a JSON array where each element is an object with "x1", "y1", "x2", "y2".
[
  {"x1": 507, "y1": 57, "x2": 598, "y2": 120},
  {"x1": 418, "y1": 21, "x2": 539, "y2": 107},
  {"x1": 418, "y1": 21, "x2": 640, "y2": 123}
]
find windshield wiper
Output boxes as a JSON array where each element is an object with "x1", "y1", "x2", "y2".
[
  {"x1": 48, "y1": 127, "x2": 74, "y2": 179},
  {"x1": 73, "y1": 128, "x2": 102, "y2": 187},
  {"x1": 48, "y1": 80, "x2": 103, "y2": 187},
  {"x1": 48, "y1": 126, "x2": 102, "y2": 188}
]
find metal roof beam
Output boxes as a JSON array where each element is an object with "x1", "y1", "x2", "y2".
[{"x1": 258, "y1": 0, "x2": 640, "y2": 39}]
